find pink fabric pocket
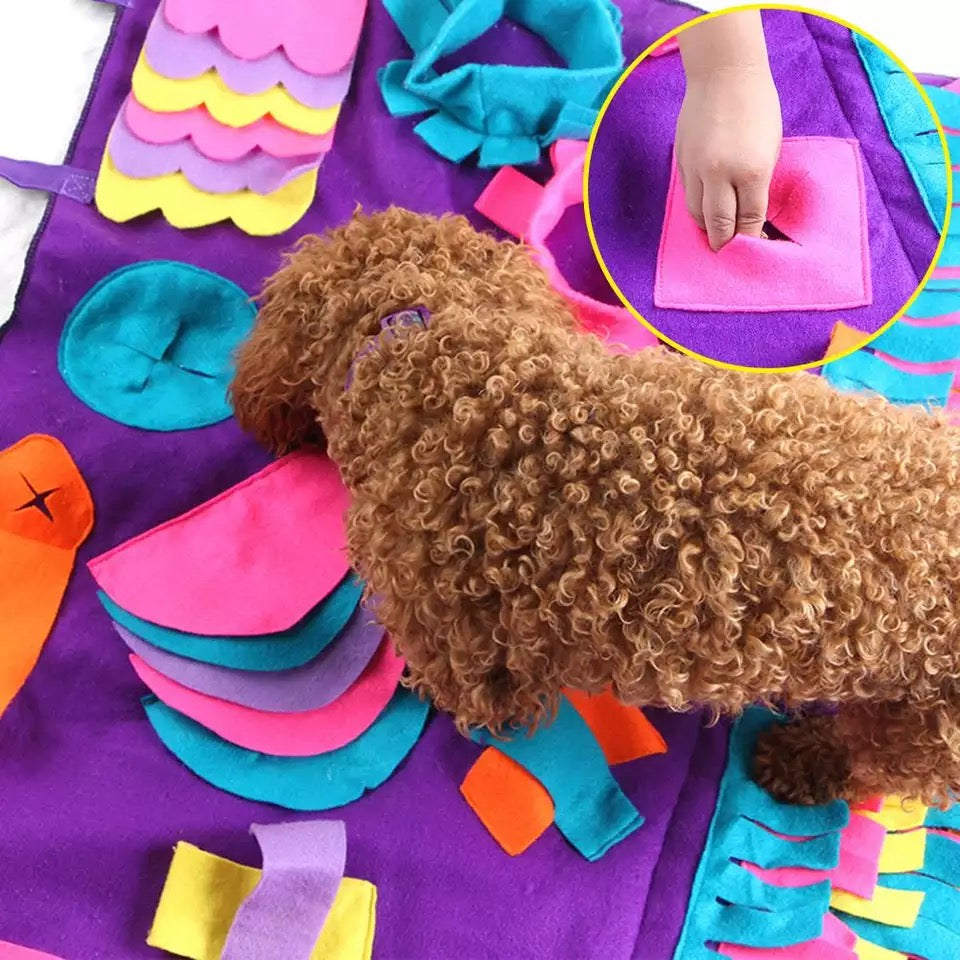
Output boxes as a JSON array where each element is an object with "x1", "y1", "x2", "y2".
[{"x1": 655, "y1": 137, "x2": 873, "y2": 312}]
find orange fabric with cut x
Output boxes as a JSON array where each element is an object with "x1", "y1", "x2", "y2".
[
  {"x1": 0, "y1": 435, "x2": 94, "y2": 717},
  {"x1": 460, "y1": 690, "x2": 666, "y2": 855}
]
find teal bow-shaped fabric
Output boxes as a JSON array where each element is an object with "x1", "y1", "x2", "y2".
[{"x1": 378, "y1": 0, "x2": 625, "y2": 167}]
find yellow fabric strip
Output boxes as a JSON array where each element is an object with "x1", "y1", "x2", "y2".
[
  {"x1": 95, "y1": 153, "x2": 317, "y2": 236},
  {"x1": 131, "y1": 55, "x2": 340, "y2": 134},
  {"x1": 830, "y1": 886, "x2": 924, "y2": 928},
  {"x1": 854, "y1": 937, "x2": 909, "y2": 960},
  {"x1": 862, "y1": 796, "x2": 927, "y2": 832},
  {"x1": 147, "y1": 841, "x2": 376, "y2": 960},
  {"x1": 877, "y1": 828, "x2": 926, "y2": 874}
]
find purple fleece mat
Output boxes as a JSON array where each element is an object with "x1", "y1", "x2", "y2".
[
  {"x1": 0, "y1": 2, "x2": 727, "y2": 959},
  {"x1": 588, "y1": 10, "x2": 942, "y2": 368}
]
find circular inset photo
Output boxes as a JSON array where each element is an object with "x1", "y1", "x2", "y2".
[{"x1": 585, "y1": 5, "x2": 952, "y2": 371}]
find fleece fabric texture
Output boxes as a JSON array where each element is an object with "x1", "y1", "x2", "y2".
[
  {"x1": 97, "y1": 575, "x2": 363, "y2": 671},
  {"x1": 461, "y1": 690, "x2": 666, "y2": 855},
  {"x1": 654, "y1": 137, "x2": 872, "y2": 313},
  {"x1": 378, "y1": 0, "x2": 625, "y2": 166},
  {"x1": 129, "y1": 639, "x2": 404, "y2": 756},
  {"x1": 587, "y1": 10, "x2": 942, "y2": 368},
  {"x1": 58, "y1": 261, "x2": 256, "y2": 430},
  {"x1": 471, "y1": 695, "x2": 645, "y2": 861},
  {"x1": 161, "y1": 0, "x2": 368, "y2": 76},
  {"x1": 673, "y1": 709, "x2": 849, "y2": 959},
  {"x1": 143, "y1": 687, "x2": 432, "y2": 811},
  {"x1": 144, "y1": 1, "x2": 356, "y2": 109},
  {"x1": 106, "y1": 111, "x2": 323, "y2": 195},
  {"x1": 147, "y1": 840, "x2": 376, "y2": 960},
  {"x1": 221, "y1": 821, "x2": 347, "y2": 960},
  {"x1": 834, "y1": 830, "x2": 960, "y2": 960},
  {"x1": 0, "y1": 435, "x2": 94, "y2": 719},
  {"x1": 88, "y1": 452, "x2": 352, "y2": 636},
  {"x1": 113, "y1": 611, "x2": 386, "y2": 712},
  {"x1": 853, "y1": 32, "x2": 951, "y2": 230}
]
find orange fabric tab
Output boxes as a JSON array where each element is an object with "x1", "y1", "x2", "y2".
[
  {"x1": 825, "y1": 321, "x2": 871, "y2": 360},
  {"x1": 460, "y1": 749, "x2": 554, "y2": 856},
  {"x1": 565, "y1": 689, "x2": 667, "y2": 765},
  {"x1": 460, "y1": 690, "x2": 665, "y2": 855},
  {"x1": 0, "y1": 435, "x2": 94, "y2": 717}
]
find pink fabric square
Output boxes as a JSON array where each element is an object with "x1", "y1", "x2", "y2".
[{"x1": 655, "y1": 137, "x2": 872, "y2": 312}]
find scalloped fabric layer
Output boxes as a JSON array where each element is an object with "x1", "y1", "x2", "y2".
[
  {"x1": 131, "y1": 54, "x2": 340, "y2": 134},
  {"x1": 95, "y1": 152, "x2": 318, "y2": 236},
  {"x1": 145, "y1": 2, "x2": 355, "y2": 110},
  {"x1": 163, "y1": 0, "x2": 368, "y2": 76},
  {"x1": 123, "y1": 95, "x2": 334, "y2": 161},
  {"x1": 107, "y1": 110, "x2": 322, "y2": 194}
]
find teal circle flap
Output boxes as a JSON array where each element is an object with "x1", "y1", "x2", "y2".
[{"x1": 59, "y1": 260, "x2": 256, "y2": 431}]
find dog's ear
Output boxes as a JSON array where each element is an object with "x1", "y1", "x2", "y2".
[{"x1": 230, "y1": 280, "x2": 321, "y2": 454}]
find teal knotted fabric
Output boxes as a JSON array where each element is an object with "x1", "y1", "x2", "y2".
[{"x1": 378, "y1": 0, "x2": 624, "y2": 167}]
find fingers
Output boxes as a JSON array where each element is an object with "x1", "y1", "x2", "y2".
[
  {"x1": 701, "y1": 178, "x2": 738, "y2": 251},
  {"x1": 734, "y1": 174, "x2": 771, "y2": 239},
  {"x1": 680, "y1": 170, "x2": 705, "y2": 232},
  {"x1": 681, "y1": 169, "x2": 772, "y2": 250}
]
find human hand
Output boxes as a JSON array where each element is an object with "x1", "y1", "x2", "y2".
[{"x1": 676, "y1": 12, "x2": 783, "y2": 250}]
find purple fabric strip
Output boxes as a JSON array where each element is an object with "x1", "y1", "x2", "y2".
[
  {"x1": 222, "y1": 820, "x2": 347, "y2": 960},
  {"x1": 106, "y1": 112, "x2": 323, "y2": 195},
  {"x1": 112, "y1": 613, "x2": 386, "y2": 713},
  {"x1": 632, "y1": 718, "x2": 730, "y2": 957},
  {"x1": 144, "y1": 1, "x2": 355, "y2": 109},
  {"x1": 587, "y1": 10, "x2": 941, "y2": 368},
  {"x1": 0, "y1": 158, "x2": 95, "y2": 203},
  {"x1": 915, "y1": 73, "x2": 956, "y2": 88},
  {"x1": 0, "y1": 2, "x2": 718, "y2": 958}
]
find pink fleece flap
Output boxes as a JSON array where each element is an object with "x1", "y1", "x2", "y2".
[
  {"x1": 649, "y1": 36, "x2": 679, "y2": 57},
  {"x1": 655, "y1": 137, "x2": 872, "y2": 312},
  {"x1": 88, "y1": 452, "x2": 350, "y2": 636},
  {"x1": 163, "y1": 0, "x2": 366, "y2": 76},
  {"x1": 0, "y1": 943, "x2": 65, "y2": 960},
  {"x1": 475, "y1": 140, "x2": 658, "y2": 355}
]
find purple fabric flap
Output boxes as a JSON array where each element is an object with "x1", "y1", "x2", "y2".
[
  {"x1": 222, "y1": 820, "x2": 346, "y2": 960},
  {"x1": 113, "y1": 616, "x2": 385, "y2": 712}
]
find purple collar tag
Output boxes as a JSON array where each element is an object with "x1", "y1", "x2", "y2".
[{"x1": 345, "y1": 307, "x2": 431, "y2": 391}]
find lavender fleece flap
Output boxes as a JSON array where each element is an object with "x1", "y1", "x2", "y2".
[
  {"x1": 106, "y1": 111, "x2": 322, "y2": 195},
  {"x1": 0, "y1": 1, "x2": 722, "y2": 958},
  {"x1": 113, "y1": 615, "x2": 386, "y2": 713},
  {"x1": 588, "y1": 10, "x2": 941, "y2": 368},
  {"x1": 221, "y1": 820, "x2": 346, "y2": 960}
]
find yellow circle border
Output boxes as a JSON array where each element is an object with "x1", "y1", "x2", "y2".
[{"x1": 582, "y1": 3, "x2": 954, "y2": 375}]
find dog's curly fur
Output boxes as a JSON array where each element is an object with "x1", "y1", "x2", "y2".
[{"x1": 232, "y1": 207, "x2": 960, "y2": 807}]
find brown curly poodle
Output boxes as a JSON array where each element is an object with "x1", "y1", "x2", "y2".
[{"x1": 231, "y1": 206, "x2": 960, "y2": 808}]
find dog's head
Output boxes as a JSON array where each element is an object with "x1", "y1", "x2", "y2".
[{"x1": 230, "y1": 206, "x2": 558, "y2": 452}]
